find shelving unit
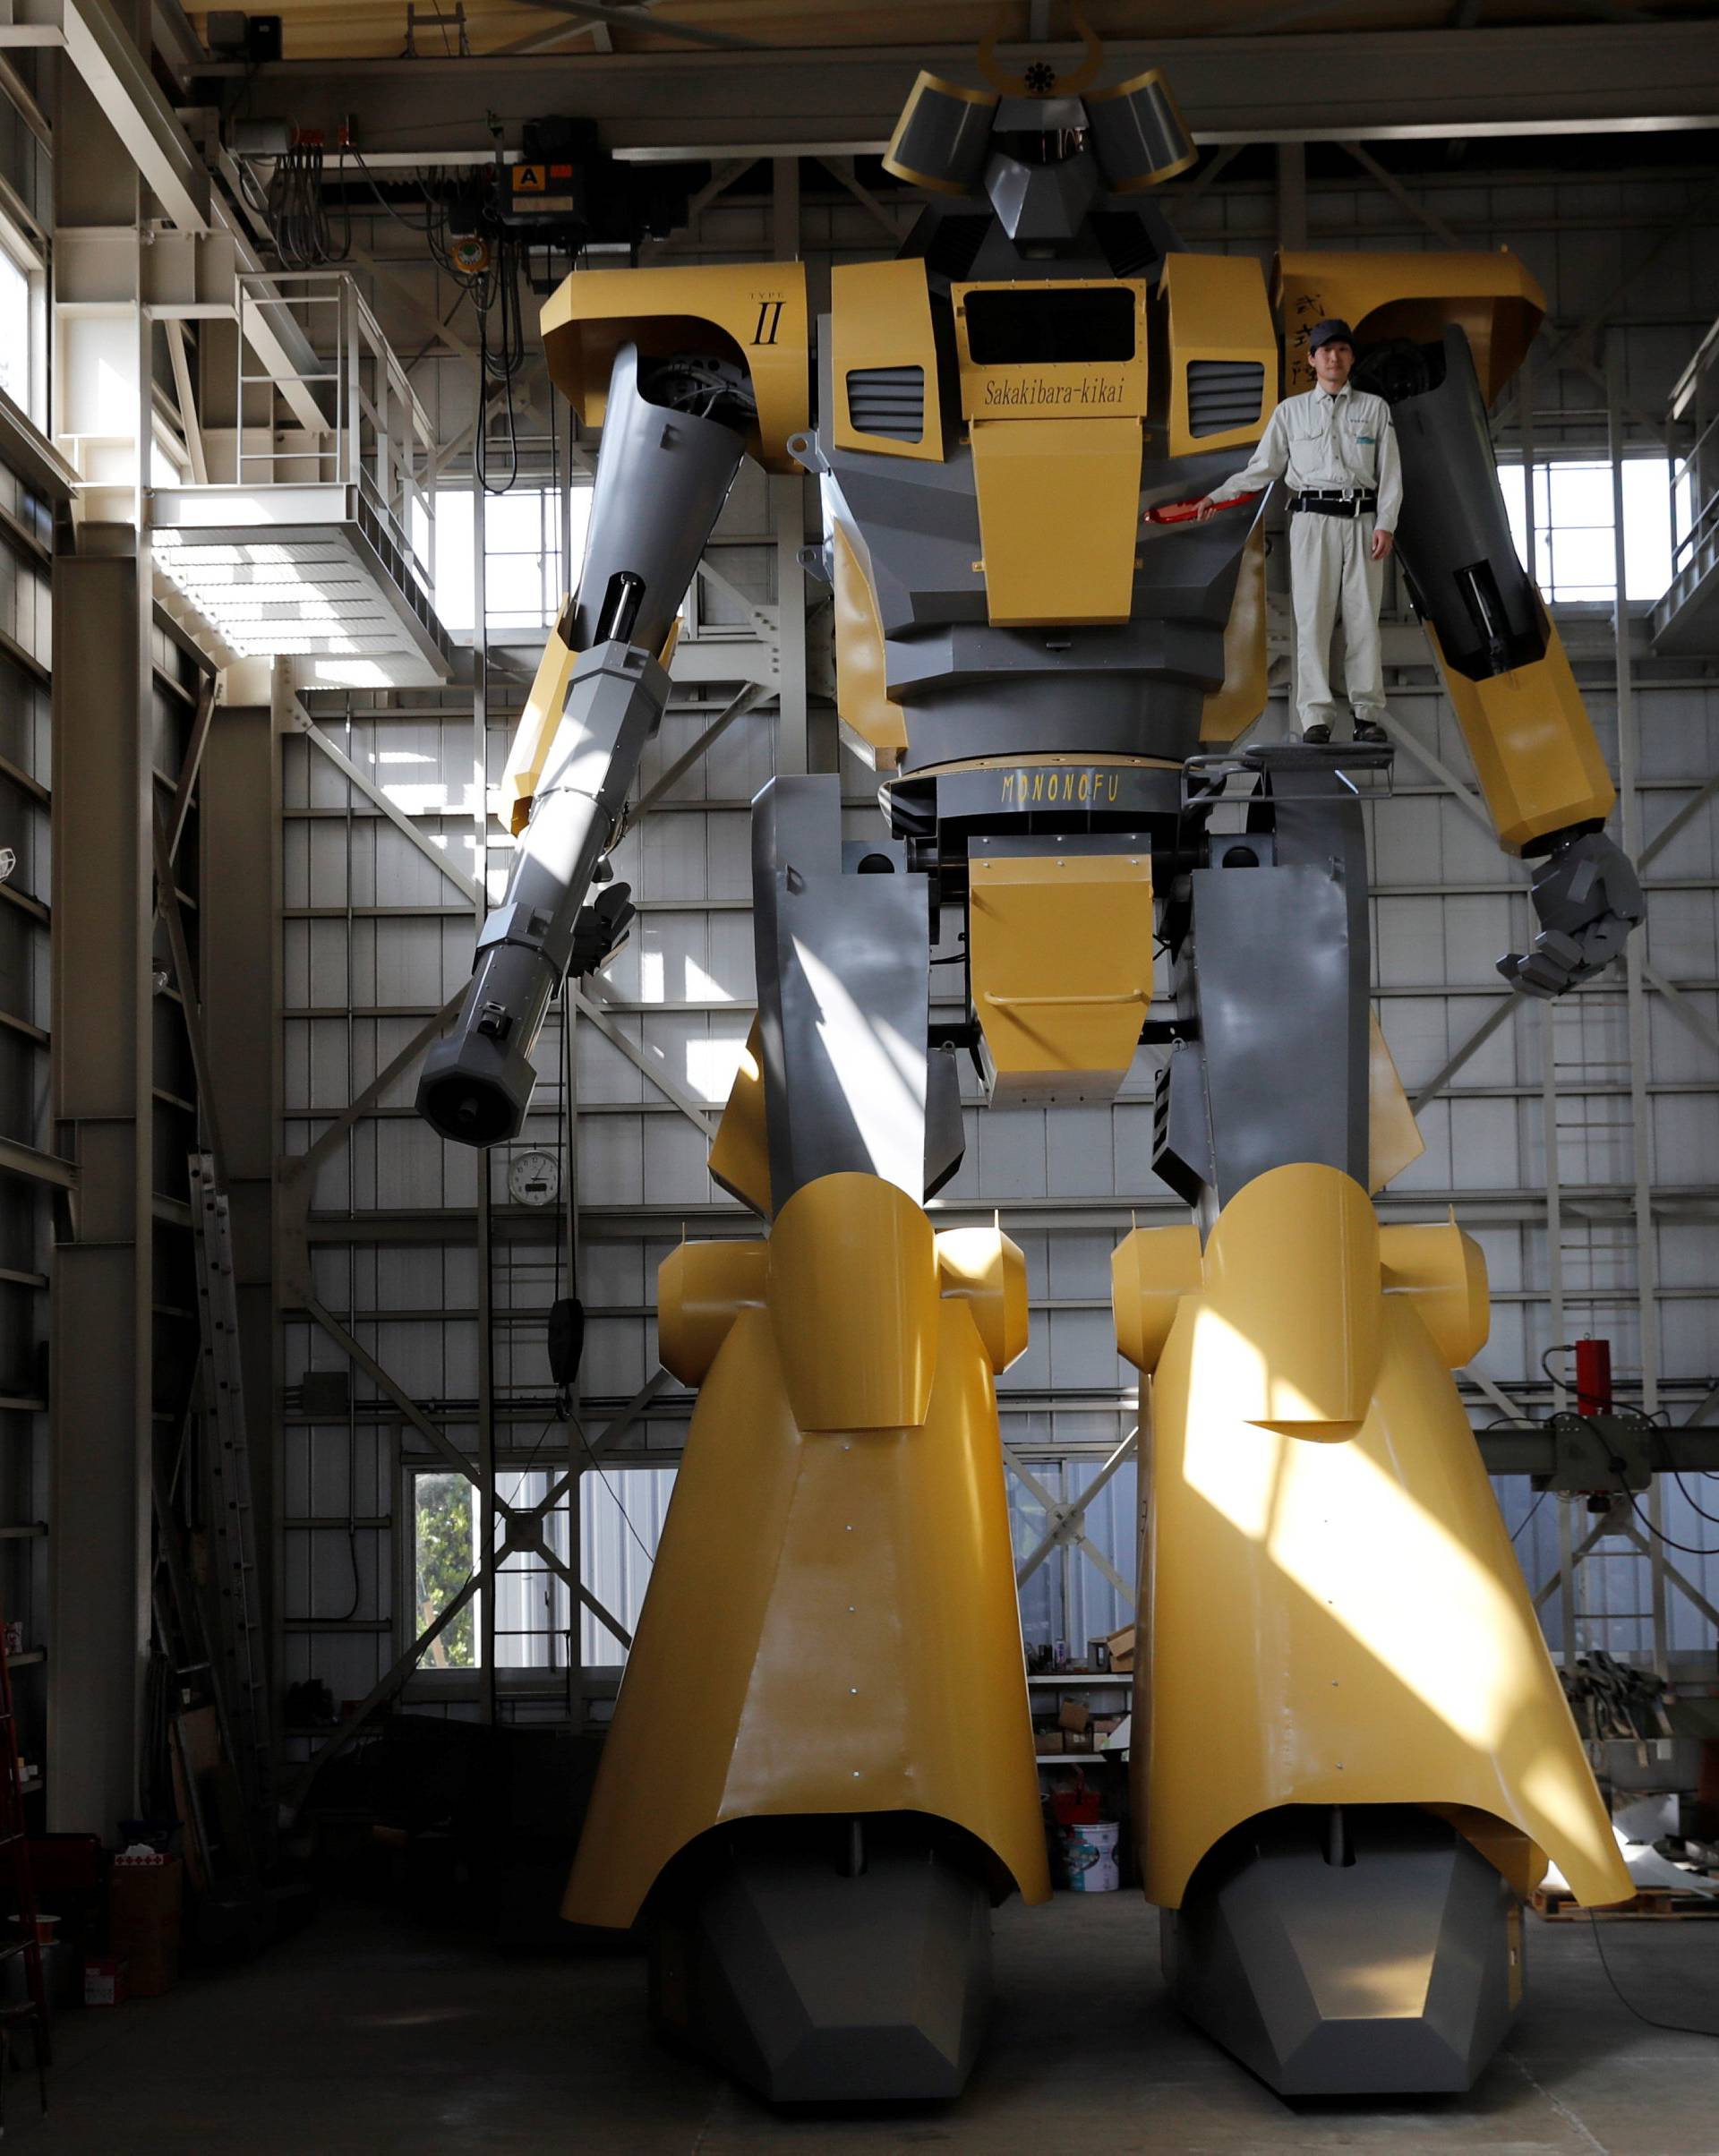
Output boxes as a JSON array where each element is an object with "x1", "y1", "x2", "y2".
[{"x1": 1030, "y1": 1671, "x2": 1131, "y2": 1767}]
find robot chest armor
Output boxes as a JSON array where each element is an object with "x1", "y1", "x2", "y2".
[{"x1": 809, "y1": 259, "x2": 1271, "y2": 774}]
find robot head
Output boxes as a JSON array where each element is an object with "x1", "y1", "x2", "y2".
[{"x1": 882, "y1": 14, "x2": 1196, "y2": 243}]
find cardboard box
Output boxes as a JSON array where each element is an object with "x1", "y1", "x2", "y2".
[
  {"x1": 1063, "y1": 1727, "x2": 1095, "y2": 1754},
  {"x1": 108, "y1": 1856, "x2": 182, "y2": 1998},
  {"x1": 83, "y1": 1957, "x2": 127, "y2": 2007},
  {"x1": 1057, "y1": 1700, "x2": 1090, "y2": 1735},
  {"x1": 1106, "y1": 1624, "x2": 1136, "y2": 1673},
  {"x1": 1035, "y1": 1730, "x2": 1064, "y2": 1755}
]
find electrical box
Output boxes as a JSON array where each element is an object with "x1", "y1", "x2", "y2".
[{"x1": 1531, "y1": 1411, "x2": 1655, "y2": 1497}]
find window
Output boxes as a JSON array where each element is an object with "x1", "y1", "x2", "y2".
[
  {"x1": 0, "y1": 211, "x2": 43, "y2": 428},
  {"x1": 411, "y1": 1462, "x2": 671, "y2": 1671},
  {"x1": 432, "y1": 482, "x2": 593, "y2": 641},
  {"x1": 0, "y1": 244, "x2": 26, "y2": 410},
  {"x1": 1498, "y1": 457, "x2": 1675, "y2": 604},
  {"x1": 412, "y1": 1470, "x2": 477, "y2": 1668}
]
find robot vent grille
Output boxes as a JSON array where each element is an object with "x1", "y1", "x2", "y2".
[
  {"x1": 924, "y1": 215, "x2": 990, "y2": 281},
  {"x1": 1186, "y1": 360, "x2": 1266, "y2": 437},
  {"x1": 1091, "y1": 211, "x2": 1158, "y2": 279},
  {"x1": 846, "y1": 366, "x2": 926, "y2": 443}
]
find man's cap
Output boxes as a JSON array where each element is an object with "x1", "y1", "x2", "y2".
[{"x1": 1307, "y1": 317, "x2": 1356, "y2": 355}]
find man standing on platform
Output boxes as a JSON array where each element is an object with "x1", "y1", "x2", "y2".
[{"x1": 1195, "y1": 318, "x2": 1403, "y2": 746}]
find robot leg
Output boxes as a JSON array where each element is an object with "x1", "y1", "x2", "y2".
[
  {"x1": 564, "y1": 775, "x2": 1048, "y2": 2102},
  {"x1": 1135, "y1": 760, "x2": 1629, "y2": 2096}
]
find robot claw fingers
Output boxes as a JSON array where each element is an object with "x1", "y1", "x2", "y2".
[{"x1": 1498, "y1": 827, "x2": 1645, "y2": 997}]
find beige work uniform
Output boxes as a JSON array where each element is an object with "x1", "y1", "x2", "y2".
[{"x1": 1208, "y1": 383, "x2": 1404, "y2": 735}]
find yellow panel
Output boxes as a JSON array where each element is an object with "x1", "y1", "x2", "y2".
[
  {"x1": 831, "y1": 258, "x2": 944, "y2": 462},
  {"x1": 1275, "y1": 249, "x2": 1545, "y2": 403},
  {"x1": 540, "y1": 261, "x2": 809, "y2": 475},
  {"x1": 1112, "y1": 1223, "x2": 1203, "y2": 1376},
  {"x1": 1381, "y1": 1219, "x2": 1490, "y2": 1370},
  {"x1": 951, "y1": 278, "x2": 1148, "y2": 424},
  {"x1": 969, "y1": 848, "x2": 1154, "y2": 1103},
  {"x1": 767, "y1": 1173, "x2": 940, "y2": 1432},
  {"x1": 1426, "y1": 616, "x2": 1616, "y2": 855},
  {"x1": 1367, "y1": 1008, "x2": 1427, "y2": 1193},
  {"x1": 1197, "y1": 1164, "x2": 1381, "y2": 1429},
  {"x1": 1159, "y1": 252, "x2": 1278, "y2": 459},
  {"x1": 499, "y1": 601, "x2": 578, "y2": 835},
  {"x1": 1139, "y1": 1165, "x2": 1629, "y2": 1912},
  {"x1": 657, "y1": 1238, "x2": 767, "y2": 1387},
  {"x1": 971, "y1": 415, "x2": 1143, "y2": 626},
  {"x1": 830, "y1": 523, "x2": 910, "y2": 766},
  {"x1": 1200, "y1": 525, "x2": 1269, "y2": 744},
  {"x1": 564, "y1": 1298, "x2": 1051, "y2": 1929},
  {"x1": 936, "y1": 1227, "x2": 1029, "y2": 1376},
  {"x1": 706, "y1": 1015, "x2": 773, "y2": 1220}
]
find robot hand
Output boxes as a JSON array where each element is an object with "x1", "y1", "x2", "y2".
[
  {"x1": 1498, "y1": 828, "x2": 1644, "y2": 998},
  {"x1": 568, "y1": 881, "x2": 636, "y2": 980}
]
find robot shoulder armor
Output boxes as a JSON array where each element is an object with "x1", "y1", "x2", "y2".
[
  {"x1": 541, "y1": 261, "x2": 810, "y2": 475},
  {"x1": 1275, "y1": 248, "x2": 1547, "y2": 401}
]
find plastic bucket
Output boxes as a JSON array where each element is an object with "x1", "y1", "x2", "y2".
[{"x1": 1062, "y1": 1819, "x2": 1120, "y2": 1893}]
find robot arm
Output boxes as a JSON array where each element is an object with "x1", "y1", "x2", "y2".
[
  {"x1": 1358, "y1": 323, "x2": 1644, "y2": 997},
  {"x1": 416, "y1": 343, "x2": 753, "y2": 1147}
]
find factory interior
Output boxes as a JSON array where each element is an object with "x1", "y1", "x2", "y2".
[{"x1": 0, "y1": 0, "x2": 1716, "y2": 2148}]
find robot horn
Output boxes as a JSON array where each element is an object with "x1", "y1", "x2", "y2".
[{"x1": 976, "y1": 4, "x2": 1105, "y2": 98}]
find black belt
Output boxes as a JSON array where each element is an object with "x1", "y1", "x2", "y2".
[{"x1": 1290, "y1": 490, "x2": 1378, "y2": 518}]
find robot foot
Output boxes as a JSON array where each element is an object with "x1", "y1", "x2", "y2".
[
  {"x1": 1162, "y1": 1805, "x2": 1522, "y2": 2097},
  {"x1": 650, "y1": 1818, "x2": 994, "y2": 2104}
]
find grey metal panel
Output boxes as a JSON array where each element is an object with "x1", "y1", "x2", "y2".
[
  {"x1": 1190, "y1": 861, "x2": 1363, "y2": 1199},
  {"x1": 752, "y1": 774, "x2": 929, "y2": 1207}
]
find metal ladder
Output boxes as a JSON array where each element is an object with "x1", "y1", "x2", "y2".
[{"x1": 189, "y1": 1153, "x2": 275, "y2": 1850}]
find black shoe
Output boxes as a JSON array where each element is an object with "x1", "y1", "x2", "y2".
[
  {"x1": 1353, "y1": 720, "x2": 1389, "y2": 745},
  {"x1": 1301, "y1": 724, "x2": 1332, "y2": 745}
]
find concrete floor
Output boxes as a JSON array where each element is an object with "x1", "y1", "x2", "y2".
[{"x1": 7, "y1": 1892, "x2": 1719, "y2": 2152}]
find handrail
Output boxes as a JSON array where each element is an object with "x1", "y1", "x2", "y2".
[{"x1": 227, "y1": 267, "x2": 436, "y2": 595}]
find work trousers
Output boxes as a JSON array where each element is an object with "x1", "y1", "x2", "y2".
[{"x1": 1290, "y1": 509, "x2": 1386, "y2": 735}]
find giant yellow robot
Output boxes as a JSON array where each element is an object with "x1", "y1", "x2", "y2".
[{"x1": 417, "y1": 27, "x2": 1640, "y2": 2107}]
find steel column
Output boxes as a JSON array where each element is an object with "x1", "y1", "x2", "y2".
[
  {"x1": 47, "y1": 546, "x2": 153, "y2": 1836},
  {"x1": 200, "y1": 691, "x2": 285, "y2": 1670},
  {"x1": 1610, "y1": 337, "x2": 1670, "y2": 1673}
]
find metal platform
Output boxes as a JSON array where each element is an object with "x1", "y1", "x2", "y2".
[
  {"x1": 147, "y1": 270, "x2": 454, "y2": 689},
  {"x1": 151, "y1": 481, "x2": 453, "y2": 689}
]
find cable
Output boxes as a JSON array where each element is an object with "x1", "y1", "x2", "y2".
[
  {"x1": 576, "y1": 1415, "x2": 656, "y2": 1568},
  {"x1": 1511, "y1": 1488, "x2": 1548, "y2": 1544},
  {"x1": 1624, "y1": 1491, "x2": 1719, "y2": 1559},
  {"x1": 1588, "y1": 1912, "x2": 1719, "y2": 2038}
]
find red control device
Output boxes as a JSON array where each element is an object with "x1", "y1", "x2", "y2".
[{"x1": 1144, "y1": 492, "x2": 1262, "y2": 526}]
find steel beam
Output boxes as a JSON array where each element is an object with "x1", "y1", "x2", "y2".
[
  {"x1": 572, "y1": 989, "x2": 718, "y2": 1135},
  {"x1": 1640, "y1": 768, "x2": 1719, "y2": 868},
  {"x1": 48, "y1": 543, "x2": 154, "y2": 1837},
  {"x1": 4, "y1": 0, "x2": 210, "y2": 231},
  {"x1": 199, "y1": 687, "x2": 286, "y2": 1717},
  {"x1": 1610, "y1": 339, "x2": 1670, "y2": 1676},
  {"x1": 199, "y1": 25, "x2": 1719, "y2": 155},
  {"x1": 1411, "y1": 996, "x2": 1522, "y2": 1115},
  {"x1": 286, "y1": 698, "x2": 483, "y2": 907}
]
